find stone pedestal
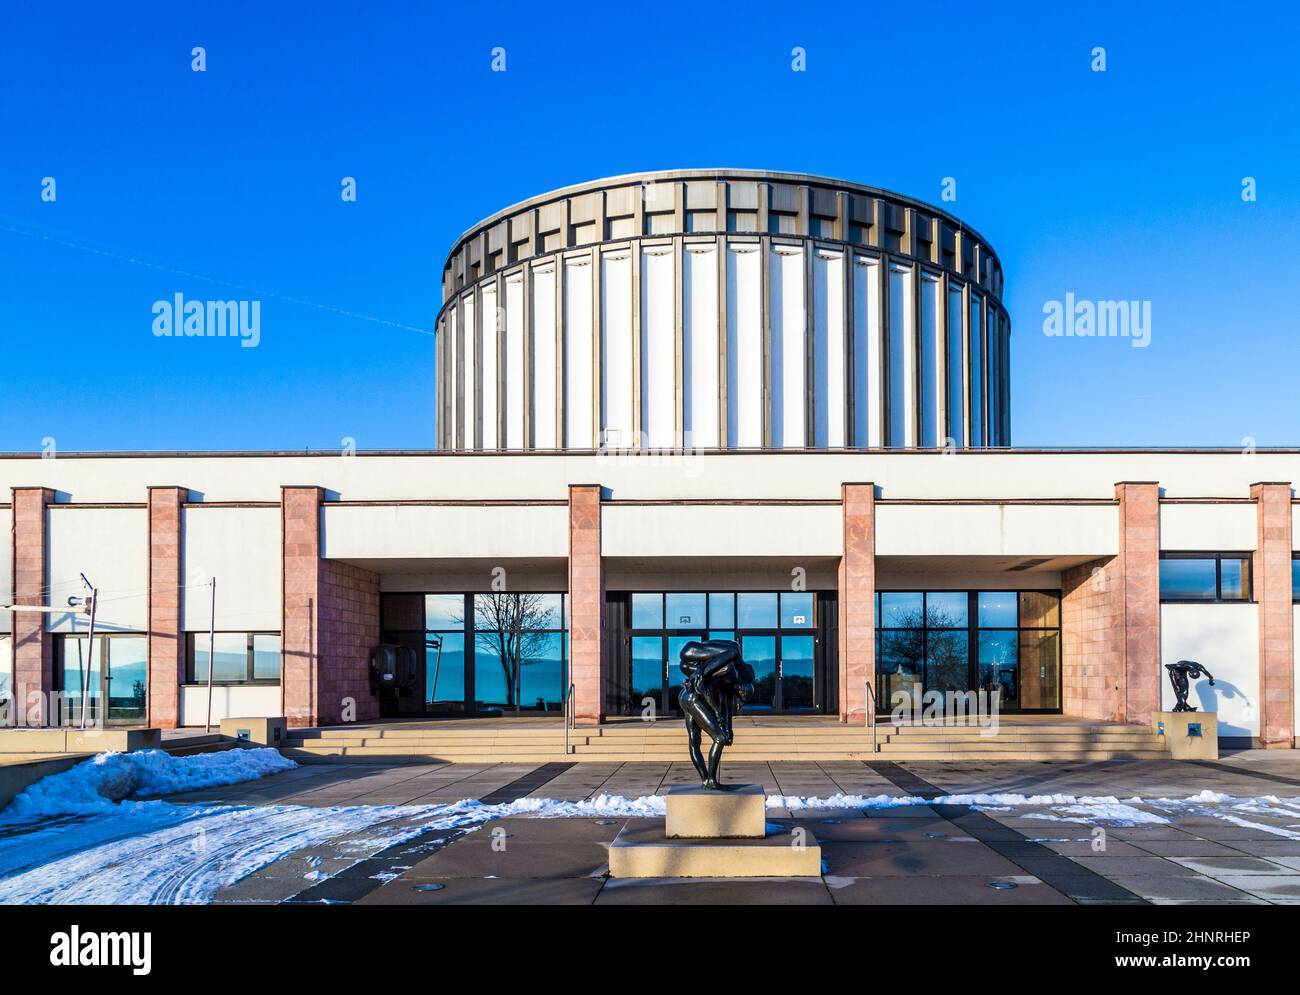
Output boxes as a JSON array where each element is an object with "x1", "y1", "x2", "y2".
[
  {"x1": 666, "y1": 784, "x2": 765, "y2": 838},
  {"x1": 1152, "y1": 711, "x2": 1219, "y2": 760},
  {"x1": 220, "y1": 716, "x2": 287, "y2": 747},
  {"x1": 608, "y1": 783, "x2": 822, "y2": 878}
]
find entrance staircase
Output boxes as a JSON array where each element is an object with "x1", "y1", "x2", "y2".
[{"x1": 281, "y1": 717, "x2": 1169, "y2": 764}]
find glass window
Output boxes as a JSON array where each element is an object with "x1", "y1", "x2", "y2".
[
  {"x1": 708, "y1": 593, "x2": 734, "y2": 628},
  {"x1": 630, "y1": 636, "x2": 663, "y2": 712},
  {"x1": 252, "y1": 635, "x2": 281, "y2": 680},
  {"x1": 1219, "y1": 557, "x2": 1250, "y2": 601},
  {"x1": 969, "y1": 296, "x2": 984, "y2": 446},
  {"x1": 193, "y1": 633, "x2": 255, "y2": 682},
  {"x1": 631, "y1": 593, "x2": 663, "y2": 629},
  {"x1": 426, "y1": 632, "x2": 465, "y2": 708},
  {"x1": 946, "y1": 286, "x2": 964, "y2": 447},
  {"x1": 1018, "y1": 630, "x2": 1060, "y2": 710},
  {"x1": 1019, "y1": 591, "x2": 1060, "y2": 628},
  {"x1": 780, "y1": 592, "x2": 814, "y2": 628},
  {"x1": 518, "y1": 631, "x2": 564, "y2": 712},
  {"x1": 1294, "y1": 557, "x2": 1300, "y2": 603},
  {"x1": 879, "y1": 592, "x2": 924, "y2": 628},
  {"x1": 425, "y1": 594, "x2": 464, "y2": 629},
  {"x1": 780, "y1": 635, "x2": 815, "y2": 709},
  {"x1": 887, "y1": 264, "x2": 911, "y2": 446},
  {"x1": 666, "y1": 593, "x2": 707, "y2": 628},
  {"x1": 919, "y1": 273, "x2": 941, "y2": 447},
  {"x1": 977, "y1": 591, "x2": 1017, "y2": 628},
  {"x1": 737, "y1": 592, "x2": 778, "y2": 628},
  {"x1": 106, "y1": 637, "x2": 147, "y2": 722},
  {"x1": 924, "y1": 592, "x2": 967, "y2": 628},
  {"x1": 0, "y1": 635, "x2": 11, "y2": 704},
  {"x1": 1159, "y1": 558, "x2": 1218, "y2": 601},
  {"x1": 978, "y1": 630, "x2": 1018, "y2": 708}
]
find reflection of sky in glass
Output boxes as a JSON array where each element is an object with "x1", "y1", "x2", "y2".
[
  {"x1": 737, "y1": 593, "x2": 777, "y2": 628},
  {"x1": 631, "y1": 593, "x2": 662, "y2": 629},
  {"x1": 780, "y1": 592, "x2": 813, "y2": 628},
  {"x1": 425, "y1": 594, "x2": 464, "y2": 629},
  {"x1": 666, "y1": 593, "x2": 707, "y2": 627},
  {"x1": 708, "y1": 593, "x2": 734, "y2": 628},
  {"x1": 977, "y1": 591, "x2": 1017, "y2": 628},
  {"x1": 924, "y1": 592, "x2": 967, "y2": 628},
  {"x1": 879, "y1": 592, "x2": 923, "y2": 627}
]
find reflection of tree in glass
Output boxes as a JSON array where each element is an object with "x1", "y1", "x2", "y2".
[
  {"x1": 460, "y1": 594, "x2": 556, "y2": 708},
  {"x1": 879, "y1": 607, "x2": 961, "y2": 675}
]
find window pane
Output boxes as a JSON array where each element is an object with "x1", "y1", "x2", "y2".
[
  {"x1": 708, "y1": 593, "x2": 734, "y2": 628},
  {"x1": 0, "y1": 636, "x2": 11, "y2": 703},
  {"x1": 926, "y1": 629, "x2": 969, "y2": 709},
  {"x1": 887, "y1": 265, "x2": 911, "y2": 446},
  {"x1": 473, "y1": 636, "x2": 511, "y2": 712},
  {"x1": 709, "y1": 631, "x2": 735, "y2": 642},
  {"x1": 946, "y1": 286, "x2": 964, "y2": 446},
  {"x1": 781, "y1": 634, "x2": 815, "y2": 709},
  {"x1": 531, "y1": 594, "x2": 563, "y2": 628},
  {"x1": 1018, "y1": 591, "x2": 1060, "y2": 628},
  {"x1": 252, "y1": 635, "x2": 281, "y2": 680},
  {"x1": 107, "y1": 636, "x2": 147, "y2": 721},
  {"x1": 426, "y1": 632, "x2": 465, "y2": 710},
  {"x1": 193, "y1": 633, "x2": 250, "y2": 682},
  {"x1": 1294, "y1": 558, "x2": 1300, "y2": 602},
  {"x1": 924, "y1": 592, "x2": 967, "y2": 628},
  {"x1": 741, "y1": 634, "x2": 776, "y2": 710},
  {"x1": 631, "y1": 593, "x2": 663, "y2": 629},
  {"x1": 977, "y1": 591, "x2": 1017, "y2": 628},
  {"x1": 667, "y1": 635, "x2": 703, "y2": 711},
  {"x1": 474, "y1": 593, "x2": 559, "y2": 631},
  {"x1": 1018, "y1": 630, "x2": 1060, "y2": 709},
  {"x1": 665, "y1": 593, "x2": 707, "y2": 628},
  {"x1": 879, "y1": 592, "x2": 924, "y2": 628},
  {"x1": 519, "y1": 630, "x2": 563, "y2": 711},
  {"x1": 631, "y1": 636, "x2": 663, "y2": 712},
  {"x1": 978, "y1": 630, "x2": 1018, "y2": 709},
  {"x1": 425, "y1": 594, "x2": 464, "y2": 629},
  {"x1": 737, "y1": 592, "x2": 778, "y2": 628},
  {"x1": 878, "y1": 629, "x2": 923, "y2": 706},
  {"x1": 1159, "y1": 558, "x2": 1217, "y2": 600},
  {"x1": 780, "y1": 592, "x2": 813, "y2": 628},
  {"x1": 1219, "y1": 557, "x2": 1250, "y2": 600}
]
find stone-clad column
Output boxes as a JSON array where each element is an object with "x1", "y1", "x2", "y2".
[
  {"x1": 568, "y1": 484, "x2": 604, "y2": 726},
  {"x1": 281, "y1": 486, "x2": 380, "y2": 728},
  {"x1": 1252, "y1": 482, "x2": 1294, "y2": 749},
  {"x1": 11, "y1": 487, "x2": 54, "y2": 726},
  {"x1": 1116, "y1": 481, "x2": 1161, "y2": 725},
  {"x1": 147, "y1": 486, "x2": 187, "y2": 728},
  {"x1": 838, "y1": 482, "x2": 876, "y2": 725}
]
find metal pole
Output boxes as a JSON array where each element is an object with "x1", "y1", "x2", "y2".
[
  {"x1": 205, "y1": 578, "x2": 216, "y2": 733},
  {"x1": 81, "y1": 589, "x2": 98, "y2": 730},
  {"x1": 428, "y1": 636, "x2": 444, "y2": 703}
]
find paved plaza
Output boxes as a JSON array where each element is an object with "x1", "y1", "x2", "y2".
[{"x1": 157, "y1": 752, "x2": 1300, "y2": 906}]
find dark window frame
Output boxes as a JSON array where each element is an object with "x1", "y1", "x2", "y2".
[
  {"x1": 1292, "y1": 554, "x2": 1300, "y2": 604},
  {"x1": 1158, "y1": 552, "x2": 1253, "y2": 604},
  {"x1": 185, "y1": 632, "x2": 282, "y2": 686}
]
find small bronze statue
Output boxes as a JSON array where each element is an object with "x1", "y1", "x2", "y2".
[
  {"x1": 678, "y1": 639, "x2": 755, "y2": 790},
  {"x1": 1165, "y1": 660, "x2": 1215, "y2": 712}
]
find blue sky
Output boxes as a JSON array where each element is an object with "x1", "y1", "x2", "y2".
[{"x1": 1, "y1": 1, "x2": 1297, "y2": 451}]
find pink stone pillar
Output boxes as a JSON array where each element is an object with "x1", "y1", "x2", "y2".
[
  {"x1": 1252, "y1": 482, "x2": 1295, "y2": 748},
  {"x1": 567, "y1": 484, "x2": 604, "y2": 726},
  {"x1": 1116, "y1": 481, "x2": 1161, "y2": 725},
  {"x1": 147, "y1": 486, "x2": 187, "y2": 728},
  {"x1": 11, "y1": 487, "x2": 53, "y2": 726},
  {"x1": 838, "y1": 482, "x2": 876, "y2": 725}
]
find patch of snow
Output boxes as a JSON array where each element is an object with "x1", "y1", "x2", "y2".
[{"x1": 1, "y1": 748, "x2": 296, "y2": 822}]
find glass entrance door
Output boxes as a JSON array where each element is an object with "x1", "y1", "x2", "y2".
[{"x1": 59, "y1": 635, "x2": 147, "y2": 726}]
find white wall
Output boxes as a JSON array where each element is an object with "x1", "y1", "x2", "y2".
[
  {"x1": 876, "y1": 504, "x2": 1118, "y2": 558},
  {"x1": 1160, "y1": 603, "x2": 1260, "y2": 738},
  {"x1": 603, "y1": 504, "x2": 840, "y2": 558},
  {"x1": 182, "y1": 506, "x2": 281, "y2": 631},
  {"x1": 322, "y1": 504, "x2": 568, "y2": 560},
  {"x1": 4, "y1": 452, "x2": 1300, "y2": 504},
  {"x1": 46, "y1": 507, "x2": 147, "y2": 633},
  {"x1": 1160, "y1": 503, "x2": 1256, "y2": 551},
  {"x1": 180, "y1": 684, "x2": 281, "y2": 726}
]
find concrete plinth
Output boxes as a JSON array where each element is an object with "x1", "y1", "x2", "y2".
[
  {"x1": 220, "y1": 716, "x2": 287, "y2": 747},
  {"x1": 666, "y1": 784, "x2": 766, "y2": 839},
  {"x1": 608, "y1": 819, "x2": 822, "y2": 878},
  {"x1": 1152, "y1": 711, "x2": 1219, "y2": 760}
]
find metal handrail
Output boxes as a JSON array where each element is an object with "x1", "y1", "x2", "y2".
[
  {"x1": 563, "y1": 682, "x2": 575, "y2": 755},
  {"x1": 864, "y1": 680, "x2": 878, "y2": 753}
]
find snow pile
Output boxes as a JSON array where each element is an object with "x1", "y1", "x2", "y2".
[{"x1": 2, "y1": 748, "x2": 296, "y2": 821}]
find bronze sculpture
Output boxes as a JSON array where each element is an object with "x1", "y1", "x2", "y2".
[
  {"x1": 678, "y1": 639, "x2": 755, "y2": 789},
  {"x1": 1165, "y1": 660, "x2": 1215, "y2": 712}
]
